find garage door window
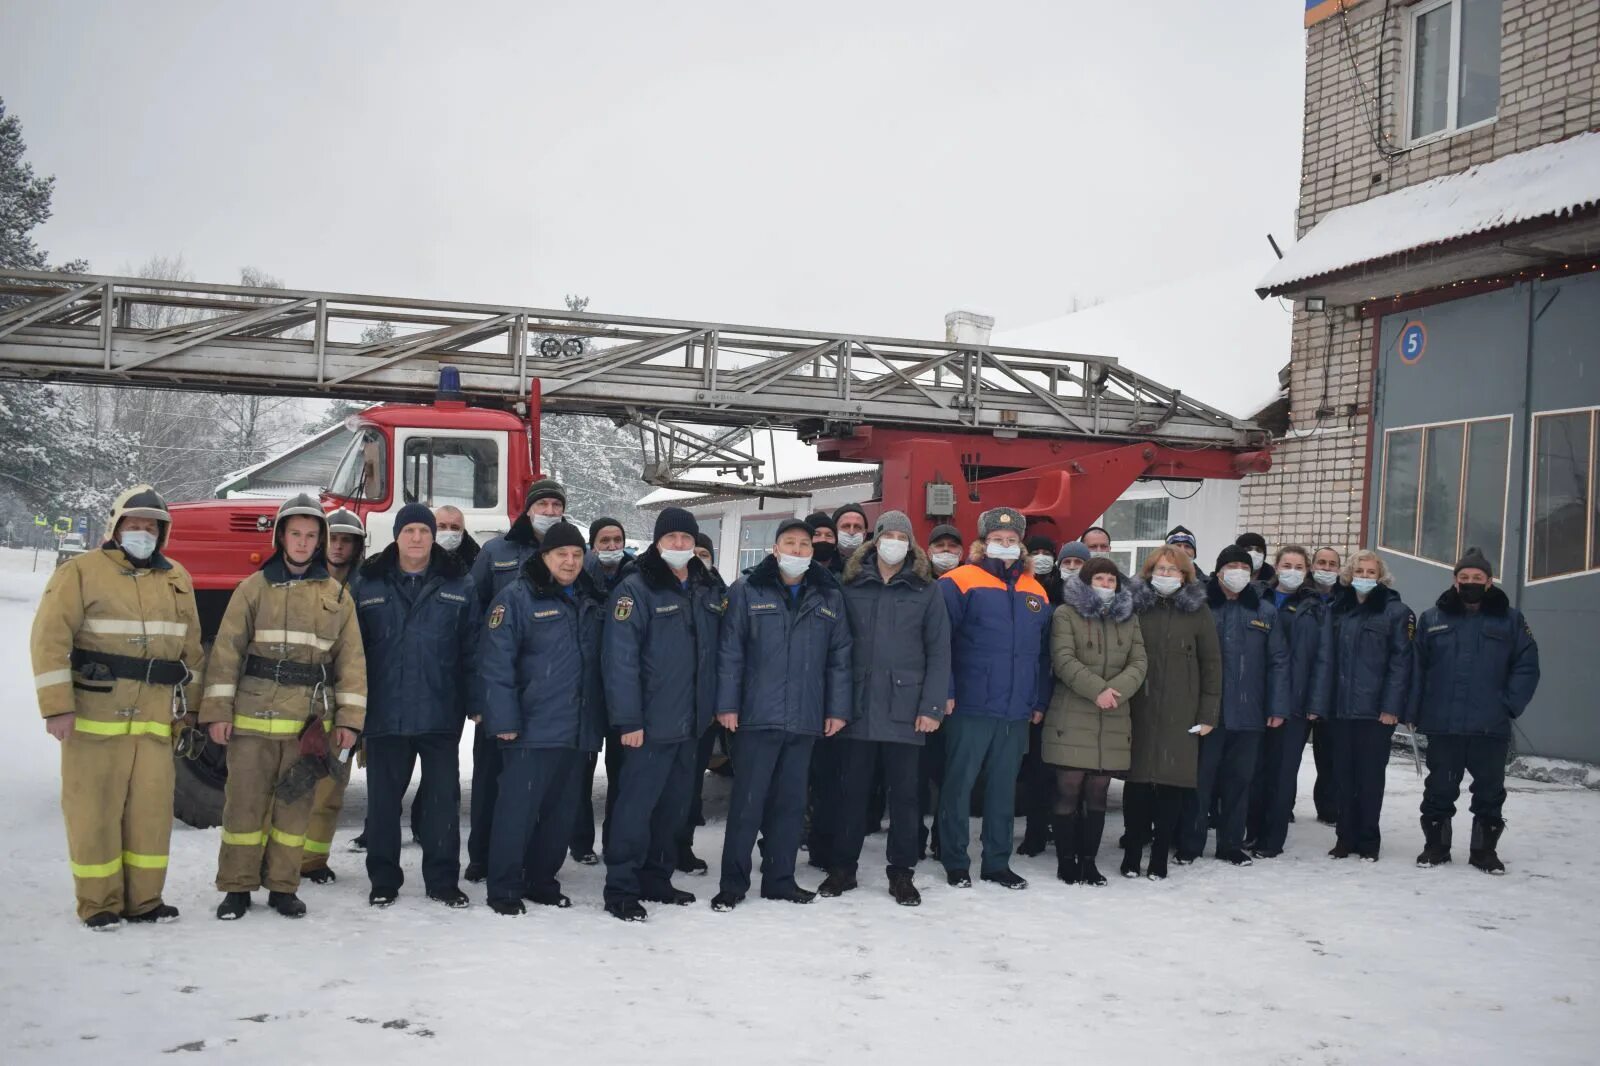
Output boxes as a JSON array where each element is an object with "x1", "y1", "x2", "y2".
[
  {"x1": 1380, "y1": 416, "x2": 1510, "y2": 568},
  {"x1": 1530, "y1": 408, "x2": 1597, "y2": 582}
]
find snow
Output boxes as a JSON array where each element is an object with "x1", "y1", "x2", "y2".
[
  {"x1": 635, "y1": 428, "x2": 875, "y2": 508},
  {"x1": 2, "y1": 545, "x2": 1598, "y2": 1064},
  {"x1": 1258, "y1": 130, "x2": 1600, "y2": 294},
  {"x1": 996, "y1": 262, "x2": 1291, "y2": 420}
]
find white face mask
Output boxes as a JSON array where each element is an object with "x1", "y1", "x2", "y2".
[
  {"x1": 776, "y1": 552, "x2": 812, "y2": 579},
  {"x1": 1151, "y1": 575, "x2": 1183, "y2": 597},
  {"x1": 660, "y1": 547, "x2": 695, "y2": 570},
  {"x1": 1221, "y1": 569, "x2": 1252, "y2": 593},
  {"x1": 1030, "y1": 554, "x2": 1055, "y2": 574},
  {"x1": 875, "y1": 538, "x2": 909, "y2": 565},
  {"x1": 1093, "y1": 584, "x2": 1116, "y2": 603},
  {"x1": 930, "y1": 551, "x2": 961, "y2": 572},
  {"x1": 838, "y1": 532, "x2": 864, "y2": 551},
  {"x1": 1059, "y1": 563, "x2": 1083, "y2": 580},
  {"x1": 436, "y1": 530, "x2": 464, "y2": 553},
  {"x1": 597, "y1": 548, "x2": 626, "y2": 566},
  {"x1": 1277, "y1": 568, "x2": 1305, "y2": 591},
  {"x1": 118, "y1": 530, "x2": 158, "y2": 561},
  {"x1": 532, "y1": 513, "x2": 562, "y2": 535},
  {"x1": 1313, "y1": 569, "x2": 1339, "y2": 588},
  {"x1": 986, "y1": 543, "x2": 1022, "y2": 563},
  {"x1": 1248, "y1": 550, "x2": 1265, "y2": 571},
  {"x1": 1090, "y1": 550, "x2": 1113, "y2": 560}
]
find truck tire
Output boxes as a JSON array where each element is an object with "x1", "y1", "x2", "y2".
[{"x1": 173, "y1": 740, "x2": 229, "y2": 829}]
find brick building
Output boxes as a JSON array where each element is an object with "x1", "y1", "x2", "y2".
[{"x1": 1251, "y1": 0, "x2": 1599, "y2": 760}]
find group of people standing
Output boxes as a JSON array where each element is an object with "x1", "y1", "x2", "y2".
[{"x1": 30, "y1": 478, "x2": 1541, "y2": 930}]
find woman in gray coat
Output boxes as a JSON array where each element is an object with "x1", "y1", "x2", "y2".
[
  {"x1": 827, "y1": 511, "x2": 951, "y2": 907},
  {"x1": 1044, "y1": 557, "x2": 1147, "y2": 886}
]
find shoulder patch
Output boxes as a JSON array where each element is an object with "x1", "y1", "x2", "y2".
[
  {"x1": 613, "y1": 596, "x2": 635, "y2": 622},
  {"x1": 1522, "y1": 619, "x2": 1534, "y2": 639},
  {"x1": 1025, "y1": 596, "x2": 1042, "y2": 613},
  {"x1": 488, "y1": 604, "x2": 506, "y2": 629},
  {"x1": 1406, "y1": 612, "x2": 1417, "y2": 640},
  {"x1": 708, "y1": 597, "x2": 728, "y2": 615}
]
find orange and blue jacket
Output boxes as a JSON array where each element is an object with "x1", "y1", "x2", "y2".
[{"x1": 938, "y1": 559, "x2": 1055, "y2": 721}]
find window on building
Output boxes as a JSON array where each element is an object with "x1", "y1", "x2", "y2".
[
  {"x1": 1380, "y1": 416, "x2": 1510, "y2": 567},
  {"x1": 1408, "y1": 0, "x2": 1502, "y2": 144},
  {"x1": 1099, "y1": 497, "x2": 1171, "y2": 575},
  {"x1": 1529, "y1": 408, "x2": 1598, "y2": 582},
  {"x1": 401, "y1": 436, "x2": 499, "y2": 510},
  {"x1": 738, "y1": 516, "x2": 784, "y2": 573}
]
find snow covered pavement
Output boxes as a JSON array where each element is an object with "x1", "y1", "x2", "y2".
[{"x1": 0, "y1": 550, "x2": 1596, "y2": 1064}]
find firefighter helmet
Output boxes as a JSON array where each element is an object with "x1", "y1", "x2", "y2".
[
  {"x1": 109, "y1": 484, "x2": 172, "y2": 550},
  {"x1": 273, "y1": 493, "x2": 328, "y2": 550},
  {"x1": 325, "y1": 507, "x2": 366, "y2": 540}
]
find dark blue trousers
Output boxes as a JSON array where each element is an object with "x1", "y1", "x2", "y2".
[
  {"x1": 938, "y1": 714, "x2": 1029, "y2": 875},
  {"x1": 1420, "y1": 734, "x2": 1509, "y2": 822},
  {"x1": 487, "y1": 746, "x2": 579, "y2": 904},
  {"x1": 806, "y1": 733, "x2": 843, "y2": 868},
  {"x1": 719, "y1": 730, "x2": 814, "y2": 898},
  {"x1": 1331, "y1": 718, "x2": 1396, "y2": 856},
  {"x1": 365, "y1": 733, "x2": 461, "y2": 894},
  {"x1": 467, "y1": 721, "x2": 501, "y2": 869},
  {"x1": 1182, "y1": 726, "x2": 1262, "y2": 858},
  {"x1": 675, "y1": 723, "x2": 719, "y2": 853},
  {"x1": 1254, "y1": 717, "x2": 1312, "y2": 853},
  {"x1": 604, "y1": 737, "x2": 696, "y2": 906}
]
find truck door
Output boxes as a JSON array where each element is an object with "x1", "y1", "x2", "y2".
[{"x1": 365, "y1": 429, "x2": 510, "y2": 553}]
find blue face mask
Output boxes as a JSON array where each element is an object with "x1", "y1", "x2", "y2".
[{"x1": 1351, "y1": 577, "x2": 1379, "y2": 596}]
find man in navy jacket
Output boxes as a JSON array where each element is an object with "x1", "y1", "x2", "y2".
[
  {"x1": 601, "y1": 508, "x2": 724, "y2": 922},
  {"x1": 711, "y1": 519, "x2": 852, "y2": 911},
  {"x1": 357, "y1": 503, "x2": 479, "y2": 909},
  {"x1": 1412, "y1": 549, "x2": 1539, "y2": 874}
]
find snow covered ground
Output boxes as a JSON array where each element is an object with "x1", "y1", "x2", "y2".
[{"x1": 1, "y1": 547, "x2": 1596, "y2": 1065}]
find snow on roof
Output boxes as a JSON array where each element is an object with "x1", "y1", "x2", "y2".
[
  {"x1": 633, "y1": 429, "x2": 875, "y2": 507},
  {"x1": 1258, "y1": 131, "x2": 1600, "y2": 294},
  {"x1": 997, "y1": 262, "x2": 1291, "y2": 420}
]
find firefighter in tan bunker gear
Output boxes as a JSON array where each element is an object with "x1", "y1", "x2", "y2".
[
  {"x1": 299, "y1": 507, "x2": 367, "y2": 883},
  {"x1": 200, "y1": 494, "x2": 367, "y2": 920},
  {"x1": 29, "y1": 485, "x2": 204, "y2": 930}
]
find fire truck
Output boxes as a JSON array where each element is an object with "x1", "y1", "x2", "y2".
[{"x1": 0, "y1": 268, "x2": 1270, "y2": 825}]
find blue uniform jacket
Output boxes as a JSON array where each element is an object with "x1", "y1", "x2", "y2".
[
  {"x1": 1411, "y1": 585, "x2": 1539, "y2": 737},
  {"x1": 1206, "y1": 577, "x2": 1292, "y2": 730},
  {"x1": 938, "y1": 559, "x2": 1054, "y2": 721},
  {"x1": 354, "y1": 545, "x2": 479, "y2": 738},
  {"x1": 479, "y1": 553, "x2": 605, "y2": 752},
  {"x1": 584, "y1": 548, "x2": 637, "y2": 600},
  {"x1": 469, "y1": 513, "x2": 540, "y2": 615},
  {"x1": 1327, "y1": 582, "x2": 1415, "y2": 722},
  {"x1": 715, "y1": 554, "x2": 853, "y2": 735},
  {"x1": 1273, "y1": 584, "x2": 1333, "y2": 719},
  {"x1": 602, "y1": 547, "x2": 726, "y2": 745}
]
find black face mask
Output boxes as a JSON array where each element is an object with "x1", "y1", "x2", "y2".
[
  {"x1": 812, "y1": 542, "x2": 837, "y2": 563},
  {"x1": 1457, "y1": 583, "x2": 1488, "y2": 605}
]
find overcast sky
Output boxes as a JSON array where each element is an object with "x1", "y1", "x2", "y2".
[{"x1": 2, "y1": 0, "x2": 1305, "y2": 341}]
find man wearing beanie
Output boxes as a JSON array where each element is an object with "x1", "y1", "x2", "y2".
[
  {"x1": 1411, "y1": 548, "x2": 1539, "y2": 874},
  {"x1": 825, "y1": 511, "x2": 950, "y2": 906},
  {"x1": 927, "y1": 524, "x2": 964, "y2": 577},
  {"x1": 805, "y1": 511, "x2": 842, "y2": 573},
  {"x1": 832, "y1": 503, "x2": 870, "y2": 562},
  {"x1": 937, "y1": 506, "x2": 1054, "y2": 890},
  {"x1": 479, "y1": 519, "x2": 605, "y2": 915},
  {"x1": 356, "y1": 502, "x2": 479, "y2": 909},
  {"x1": 585, "y1": 517, "x2": 634, "y2": 596},
  {"x1": 464, "y1": 477, "x2": 566, "y2": 883},
  {"x1": 600, "y1": 507, "x2": 725, "y2": 921},
  {"x1": 712, "y1": 517, "x2": 853, "y2": 911},
  {"x1": 1235, "y1": 532, "x2": 1275, "y2": 587},
  {"x1": 1166, "y1": 526, "x2": 1204, "y2": 581}
]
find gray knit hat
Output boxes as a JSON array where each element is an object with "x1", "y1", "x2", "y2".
[
  {"x1": 978, "y1": 507, "x2": 1026, "y2": 539},
  {"x1": 1057, "y1": 540, "x2": 1092, "y2": 563},
  {"x1": 874, "y1": 509, "x2": 914, "y2": 540}
]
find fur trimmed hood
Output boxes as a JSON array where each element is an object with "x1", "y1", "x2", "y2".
[
  {"x1": 1060, "y1": 571, "x2": 1136, "y2": 622},
  {"x1": 1128, "y1": 576, "x2": 1209, "y2": 615},
  {"x1": 842, "y1": 535, "x2": 932, "y2": 585},
  {"x1": 1435, "y1": 583, "x2": 1510, "y2": 616}
]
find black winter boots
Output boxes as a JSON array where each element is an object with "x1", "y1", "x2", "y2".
[
  {"x1": 215, "y1": 892, "x2": 251, "y2": 920},
  {"x1": 1053, "y1": 815, "x2": 1080, "y2": 884},
  {"x1": 1416, "y1": 816, "x2": 1453, "y2": 867},
  {"x1": 818, "y1": 871, "x2": 858, "y2": 897},
  {"x1": 888, "y1": 869, "x2": 921, "y2": 906},
  {"x1": 1469, "y1": 817, "x2": 1506, "y2": 874},
  {"x1": 125, "y1": 903, "x2": 179, "y2": 924},
  {"x1": 1078, "y1": 811, "x2": 1108, "y2": 886},
  {"x1": 1018, "y1": 817, "x2": 1050, "y2": 857},
  {"x1": 267, "y1": 891, "x2": 307, "y2": 918}
]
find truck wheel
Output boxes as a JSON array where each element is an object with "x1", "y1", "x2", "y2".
[{"x1": 173, "y1": 740, "x2": 229, "y2": 829}]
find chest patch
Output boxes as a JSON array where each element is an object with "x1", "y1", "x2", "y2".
[
  {"x1": 1249, "y1": 619, "x2": 1271, "y2": 632},
  {"x1": 654, "y1": 603, "x2": 681, "y2": 615},
  {"x1": 1025, "y1": 596, "x2": 1042, "y2": 613},
  {"x1": 439, "y1": 592, "x2": 467, "y2": 604},
  {"x1": 358, "y1": 596, "x2": 386, "y2": 608},
  {"x1": 1428, "y1": 624, "x2": 1451, "y2": 634},
  {"x1": 748, "y1": 602, "x2": 777, "y2": 612},
  {"x1": 818, "y1": 606, "x2": 837, "y2": 620},
  {"x1": 487, "y1": 604, "x2": 506, "y2": 629},
  {"x1": 613, "y1": 596, "x2": 635, "y2": 622},
  {"x1": 532, "y1": 608, "x2": 561, "y2": 619},
  {"x1": 493, "y1": 560, "x2": 519, "y2": 570}
]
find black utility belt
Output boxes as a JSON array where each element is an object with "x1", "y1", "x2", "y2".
[
  {"x1": 71, "y1": 648, "x2": 190, "y2": 687},
  {"x1": 244, "y1": 655, "x2": 332, "y2": 688}
]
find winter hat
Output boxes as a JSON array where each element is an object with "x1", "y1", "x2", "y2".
[
  {"x1": 538, "y1": 520, "x2": 586, "y2": 555},
  {"x1": 393, "y1": 502, "x2": 437, "y2": 540},
  {"x1": 874, "y1": 510, "x2": 914, "y2": 540},
  {"x1": 588, "y1": 516, "x2": 624, "y2": 547},
  {"x1": 1058, "y1": 541, "x2": 1092, "y2": 564},
  {"x1": 525, "y1": 478, "x2": 566, "y2": 509},
  {"x1": 1215, "y1": 544, "x2": 1253, "y2": 572},
  {"x1": 978, "y1": 507, "x2": 1026, "y2": 539},
  {"x1": 1453, "y1": 547, "x2": 1494, "y2": 579},
  {"x1": 694, "y1": 531, "x2": 715, "y2": 559},
  {"x1": 833, "y1": 502, "x2": 869, "y2": 528},
  {"x1": 1025, "y1": 534, "x2": 1057, "y2": 555},
  {"x1": 928, "y1": 523, "x2": 963, "y2": 547},
  {"x1": 653, "y1": 506, "x2": 699, "y2": 543},
  {"x1": 1234, "y1": 531, "x2": 1268, "y2": 553},
  {"x1": 775, "y1": 518, "x2": 812, "y2": 542},
  {"x1": 1080, "y1": 556, "x2": 1121, "y2": 586},
  {"x1": 804, "y1": 510, "x2": 836, "y2": 535},
  {"x1": 1165, "y1": 525, "x2": 1197, "y2": 551}
]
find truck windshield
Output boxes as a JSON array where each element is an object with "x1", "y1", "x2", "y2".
[{"x1": 328, "y1": 428, "x2": 387, "y2": 501}]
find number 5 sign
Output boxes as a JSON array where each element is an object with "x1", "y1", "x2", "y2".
[{"x1": 1399, "y1": 322, "x2": 1427, "y2": 365}]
